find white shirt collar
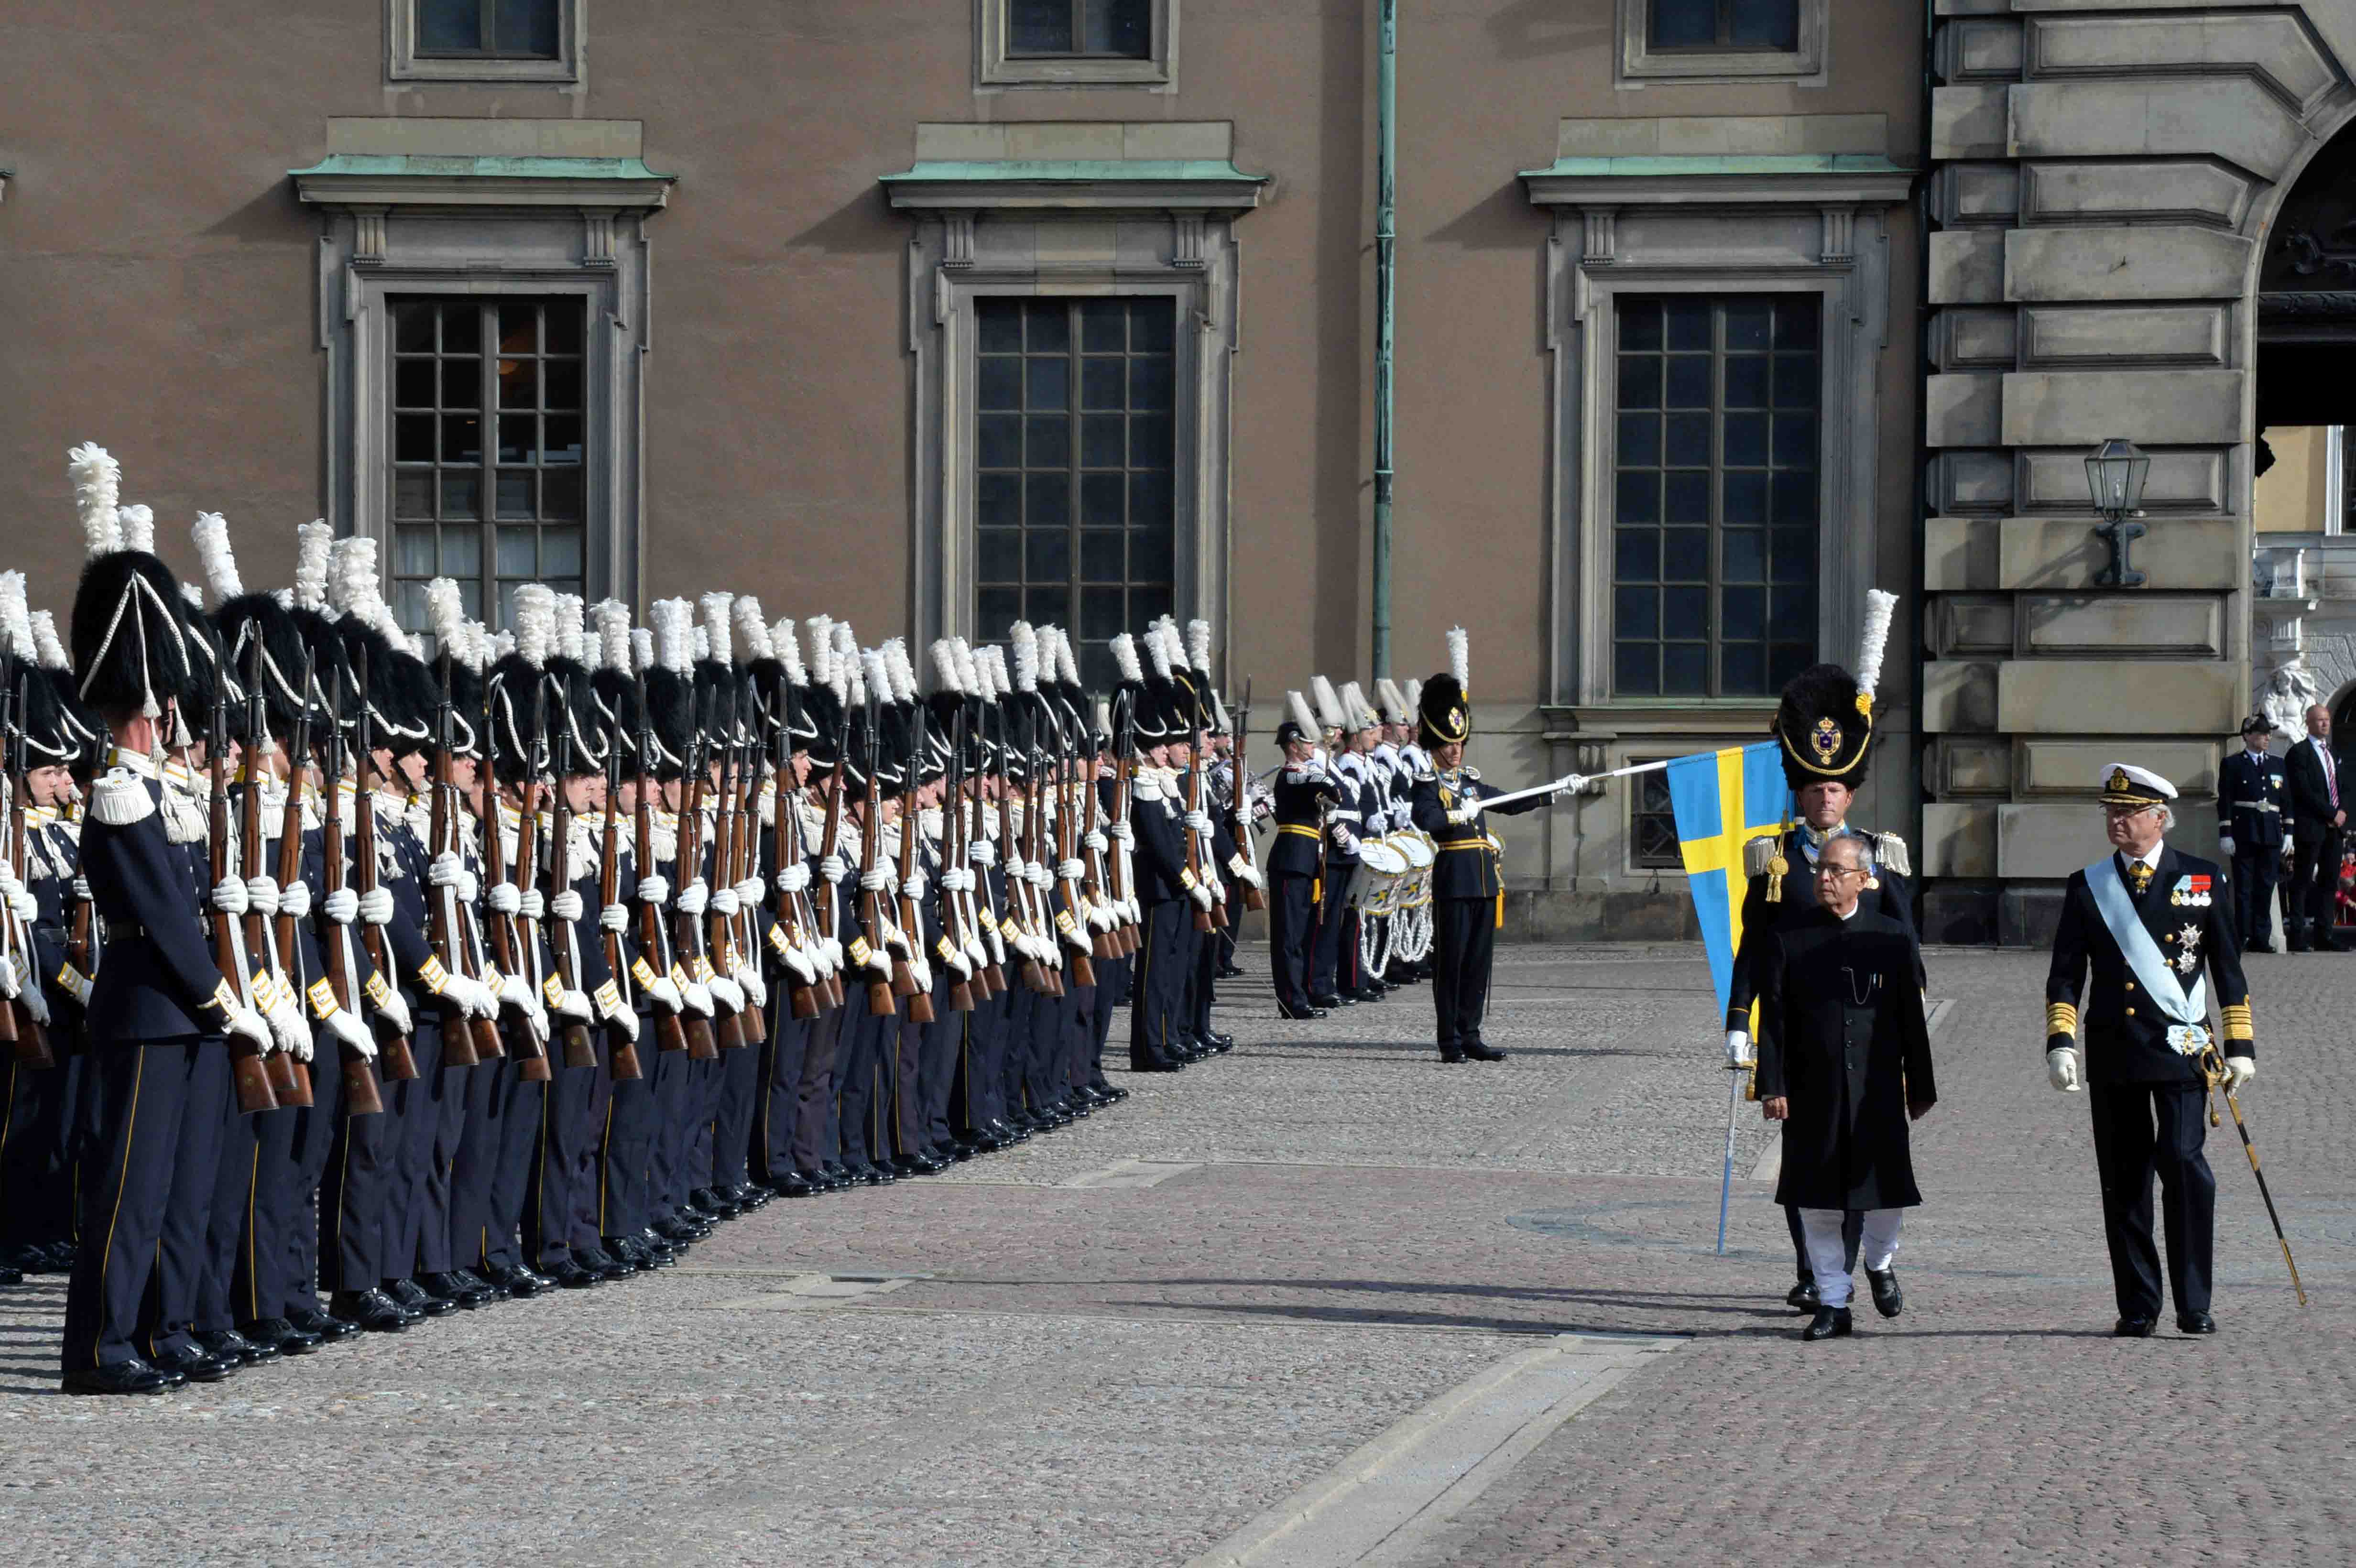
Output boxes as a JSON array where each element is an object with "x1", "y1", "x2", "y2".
[{"x1": 2124, "y1": 842, "x2": 2164, "y2": 872}]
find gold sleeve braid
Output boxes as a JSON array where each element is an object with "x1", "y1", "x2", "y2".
[
  {"x1": 2045, "y1": 1002, "x2": 2079, "y2": 1038},
  {"x1": 2220, "y1": 1002, "x2": 2253, "y2": 1045}
]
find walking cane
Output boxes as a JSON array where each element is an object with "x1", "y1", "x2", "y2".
[{"x1": 2198, "y1": 1042, "x2": 2307, "y2": 1307}]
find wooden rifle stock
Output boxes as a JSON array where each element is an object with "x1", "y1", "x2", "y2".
[
  {"x1": 0, "y1": 716, "x2": 53, "y2": 1069},
  {"x1": 528, "y1": 778, "x2": 594, "y2": 1071},
  {"x1": 1231, "y1": 711, "x2": 1266, "y2": 915},
  {"x1": 857, "y1": 769, "x2": 900, "y2": 1016},
  {"x1": 1054, "y1": 752, "x2": 1095, "y2": 988},
  {"x1": 421, "y1": 690, "x2": 483, "y2": 1069},
  {"x1": 700, "y1": 741, "x2": 750, "y2": 1048},
  {"x1": 672, "y1": 761, "x2": 723, "y2": 1060},
  {"x1": 594, "y1": 781, "x2": 642, "y2": 1082},
  {"x1": 318, "y1": 765, "x2": 383, "y2": 1117},
  {"x1": 937, "y1": 731, "x2": 975, "y2": 1013},
  {"x1": 893, "y1": 788, "x2": 935, "y2": 1024},
  {"x1": 963, "y1": 766, "x2": 1002, "y2": 998},
  {"x1": 632, "y1": 772, "x2": 692, "y2": 1055},
  {"x1": 995, "y1": 752, "x2": 1045, "y2": 994},
  {"x1": 350, "y1": 751, "x2": 417, "y2": 1082},
  {"x1": 815, "y1": 755, "x2": 852, "y2": 1011},
  {"x1": 208, "y1": 728, "x2": 274, "y2": 1112},
  {"x1": 732, "y1": 746, "x2": 769, "y2": 1041},
  {"x1": 768, "y1": 768, "x2": 823, "y2": 1021},
  {"x1": 1113, "y1": 749, "x2": 1140, "y2": 956}
]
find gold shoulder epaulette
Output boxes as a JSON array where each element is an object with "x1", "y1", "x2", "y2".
[{"x1": 1743, "y1": 833, "x2": 1780, "y2": 879}]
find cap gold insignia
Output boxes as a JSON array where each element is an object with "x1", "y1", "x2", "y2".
[
  {"x1": 1811, "y1": 716, "x2": 1841, "y2": 762},
  {"x1": 2108, "y1": 767, "x2": 2130, "y2": 793}
]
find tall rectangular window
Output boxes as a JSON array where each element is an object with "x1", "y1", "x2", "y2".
[
  {"x1": 1647, "y1": 0, "x2": 1798, "y2": 51},
  {"x1": 416, "y1": 0, "x2": 560, "y2": 58},
  {"x1": 388, "y1": 296, "x2": 587, "y2": 639},
  {"x1": 975, "y1": 296, "x2": 1176, "y2": 688},
  {"x1": 1629, "y1": 757, "x2": 1682, "y2": 869},
  {"x1": 1612, "y1": 294, "x2": 1820, "y2": 698},
  {"x1": 1008, "y1": 0, "x2": 1152, "y2": 57}
]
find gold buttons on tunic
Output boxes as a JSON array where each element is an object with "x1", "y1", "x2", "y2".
[{"x1": 2126, "y1": 1007, "x2": 2137, "y2": 1017}]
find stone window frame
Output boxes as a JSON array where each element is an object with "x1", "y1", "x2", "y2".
[
  {"x1": 976, "y1": 0, "x2": 1177, "y2": 92},
  {"x1": 296, "y1": 172, "x2": 666, "y2": 610},
  {"x1": 1615, "y1": 0, "x2": 1827, "y2": 87},
  {"x1": 387, "y1": 0, "x2": 583, "y2": 86},
  {"x1": 1526, "y1": 165, "x2": 1910, "y2": 711}
]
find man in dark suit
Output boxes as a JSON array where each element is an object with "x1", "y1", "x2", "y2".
[
  {"x1": 2282, "y1": 703, "x2": 2347, "y2": 952},
  {"x1": 1756, "y1": 835, "x2": 1936, "y2": 1341},
  {"x1": 2046, "y1": 763, "x2": 2255, "y2": 1338},
  {"x1": 2216, "y1": 714, "x2": 2289, "y2": 953}
]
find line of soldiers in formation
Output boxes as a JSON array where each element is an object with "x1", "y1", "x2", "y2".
[{"x1": 10, "y1": 443, "x2": 1276, "y2": 1395}]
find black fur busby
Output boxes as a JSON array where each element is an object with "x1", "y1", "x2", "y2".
[
  {"x1": 1416, "y1": 674, "x2": 1470, "y2": 750},
  {"x1": 215, "y1": 593, "x2": 313, "y2": 739},
  {"x1": 1771, "y1": 663, "x2": 1873, "y2": 792}
]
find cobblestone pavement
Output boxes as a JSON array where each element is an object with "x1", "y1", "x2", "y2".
[{"x1": 1, "y1": 944, "x2": 2348, "y2": 1565}]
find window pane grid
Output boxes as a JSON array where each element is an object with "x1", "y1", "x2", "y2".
[
  {"x1": 1007, "y1": 0, "x2": 1152, "y2": 58},
  {"x1": 976, "y1": 296, "x2": 1176, "y2": 688},
  {"x1": 1612, "y1": 294, "x2": 1819, "y2": 698},
  {"x1": 416, "y1": 0, "x2": 562, "y2": 59},
  {"x1": 1647, "y1": 0, "x2": 1799, "y2": 51},
  {"x1": 1630, "y1": 757, "x2": 1682, "y2": 869},
  {"x1": 390, "y1": 295, "x2": 586, "y2": 650}
]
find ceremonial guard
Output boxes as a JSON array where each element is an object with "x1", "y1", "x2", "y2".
[
  {"x1": 2217, "y1": 714, "x2": 2289, "y2": 954},
  {"x1": 2046, "y1": 763, "x2": 2254, "y2": 1336},
  {"x1": 1267, "y1": 692, "x2": 1336, "y2": 1020},
  {"x1": 1754, "y1": 834, "x2": 1937, "y2": 1341},
  {"x1": 1306, "y1": 677, "x2": 1356, "y2": 1010},
  {"x1": 1723, "y1": 593, "x2": 1921, "y2": 1311},
  {"x1": 1407, "y1": 630, "x2": 1553, "y2": 1063},
  {"x1": 2282, "y1": 705, "x2": 2346, "y2": 952}
]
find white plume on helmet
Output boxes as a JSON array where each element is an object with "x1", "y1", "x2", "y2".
[
  {"x1": 1447, "y1": 626, "x2": 1470, "y2": 692},
  {"x1": 653, "y1": 598, "x2": 695, "y2": 674},
  {"x1": 1856, "y1": 588, "x2": 1898, "y2": 706},
  {"x1": 512, "y1": 583, "x2": 556, "y2": 668},
  {"x1": 425, "y1": 578, "x2": 468, "y2": 655},
  {"x1": 1010, "y1": 621, "x2": 1039, "y2": 693},
  {"x1": 30, "y1": 611, "x2": 67, "y2": 672},
  {"x1": 884, "y1": 636, "x2": 917, "y2": 702},
  {"x1": 858, "y1": 646, "x2": 887, "y2": 710},
  {"x1": 116, "y1": 504, "x2": 156, "y2": 556},
  {"x1": 698, "y1": 593, "x2": 733, "y2": 667},
  {"x1": 1145, "y1": 625, "x2": 1172, "y2": 680},
  {"x1": 1056, "y1": 627, "x2": 1082, "y2": 686},
  {"x1": 733, "y1": 595, "x2": 774, "y2": 664},
  {"x1": 181, "y1": 582, "x2": 204, "y2": 610},
  {"x1": 192, "y1": 512, "x2": 243, "y2": 603},
  {"x1": 632, "y1": 627, "x2": 655, "y2": 674},
  {"x1": 0, "y1": 573, "x2": 31, "y2": 663},
  {"x1": 983, "y1": 644, "x2": 1010, "y2": 701},
  {"x1": 1111, "y1": 632, "x2": 1142, "y2": 685},
  {"x1": 774, "y1": 617, "x2": 807, "y2": 685},
  {"x1": 554, "y1": 592, "x2": 588, "y2": 664},
  {"x1": 951, "y1": 635, "x2": 980, "y2": 695},
  {"x1": 806, "y1": 615, "x2": 836, "y2": 689},
  {"x1": 593, "y1": 599, "x2": 632, "y2": 672},
  {"x1": 293, "y1": 521, "x2": 334, "y2": 613},
  {"x1": 830, "y1": 622, "x2": 858, "y2": 706},
  {"x1": 1186, "y1": 618, "x2": 1212, "y2": 674},
  {"x1": 68, "y1": 444, "x2": 123, "y2": 557},
  {"x1": 930, "y1": 637, "x2": 964, "y2": 693}
]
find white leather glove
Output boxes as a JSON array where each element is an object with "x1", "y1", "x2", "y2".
[
  {"x1": 2223, "y1": 1054, "x2": 2256, "y2": 1090},
  {"x1": 940, "y1": 867, "x2": 971, "y2": 893},
  {"x1": 5, "y1": 887, "x2": 34, "y2": 925},
  {"x1": 738, "y1": 964, "x2": 767, "y2": 1010},
  {"x1": 904, "y1": 871, "x2": 928, "y2": 902},
  {"x1": 324, "y1": 1007, "x2": 377, "y2": 1061},
  {"x1": 486, "y1": 882, "x2": 522, "y2": 916},
  {"x1": 2047, "y1": 1045, "x2": 2083, "y2": 1093},
  {"x1": 775, "y1": 863, "x2": 810, "y2": 895},
  {"x1": 518, "y1": 888, "x2": 545, "y2": 922},
  {"x1": 1334, "y1": 828, "x2": 1360, "y2": 855},
  {"x1": 523, "y1": 1002, "x2": 551, "y2": 1048},
  {"x1": 1189, "y1": 879, "x2": 1217, "y2": 911},
  {"x1": 821, "y1": 936, "x2": 845, "y2": 972},
  {"x1": 442, "y1": 971, "x2": 497, "y2": 1020},
  {"x1": 2219, "y1": 835, "x2": 2236, "y2": 858},
  {"x1": 212, "y1": 876, "x2": 249, "y2": 916},
  {"x1": 683, "y1": 978, "x2": 716, "y2": 1017},
  {"x1": 635, "y1": 872, "x2": 671, "y2": 907},
  {"x1": 278, "y1": 880, "x2": 312, "y2": 921},
  {"x1": 18, "y1": 979, "x2": 48, "y2": 1026},
  {"x1": 323, "y1": 886, "x2": 359, "y2": 925},
  {"x1": 1029, "y1": 863, "x2": 1055, "y2": 891},
  {"x1": 969, "y1": 838, "x2": 996, "y2": 867},
  {"x1": 1725, "y1": 1029, "x2": 1753, "y2": 1070},
  {"x1": 1112, "y1": 822, "x2": 1134, "y2": 847},
  {"x1": 0, "y1": 952, "x2": 24, "y2": 999},
  {"x1": 734, "y1": 878, "x2": 765, "y2": 909},
  {"x1": 374, "y1": 987, "x2": 414, "y2": 1037},
  {"x1": 428, "y1": 852, "x2": 476, "y2": 901},
  {"x1": 1056, "y1": 858, "x2": 1085, "y2": 883},
  {"x1": 359, "y1": 886, "x2": 393, "y2": 926},
  {"x1": 858, "y1": 866, "x2": 892, "y2": 893},
  {"x1": 265, "y1": 993, "x2": 308, "y2": 1058},
  {"x1": 556, "y1": 988, "x2": 594, "y2": 1024},
  {"x1": 1446, "y1": 805, "x2": 1481, "y2": 826},
  {"x1": 599, "y1": 902, "x2": 628, "y2": 933},
  {"x1": 676, "y1": 880, "x2": 709, "y2": 916},
  {"x1": 223, "y1": 1002, "x2": 273, "y2": 1054},
  {"x1": 645, "y1": 973, "x2": 686, "y2": 1015},
  {"x1": 709, "y1": 886, "x2": 740, "y2": 918},
  {"x1": 1184, "y1": 811, "x2": 1214, "y2": 836},
  {"x1": 819, "y1": 854, "x2": 848, "y2": 884},
  {"x1": 0, "y1": 865, "x2": 19, "y2": 899},
  {"x1": 496, "y1": 969, "x2": 538, "y2": 1016},
  {"x1": 607, "y1": 1005, "x2": 640, "y2": 1043},
  {"x1": 549, "y1": 889, "x2": 583, "y2": 923},
  {"x1": 1084, "y1": 830, "x2": 1108, "y2": 854},
  {"x1": 245, "y1": 876, "x2": 281, "y2": 918}
]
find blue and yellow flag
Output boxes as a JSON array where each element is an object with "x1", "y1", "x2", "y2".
[{"x1": 1666, "y1": 742, "x2": 1792, "y2": 1017}]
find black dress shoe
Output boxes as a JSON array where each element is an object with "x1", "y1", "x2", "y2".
[
  {"x1": 290, "y1": 1306, "x2": 360, "y2": 1342},
  {"x1": 0, "y1": 1263, "x2": 20, "y2": 1285},
  {"x1": 2247, "y1": 942, "x2": 2277, "y2": 954},
  {"x1": 390, "y1": 1277, "x2": 456, "y2": 1318},
  {"x1": 1203, "y1": 1032, "x2": 1235, "y2": 1053},
  {"x1": 544, "y1": 1258, "x2": 601, "y2": 1290},
  {"x1": 482, "y1": 1260, "x2": 550, "y2": 1298},
  {"x1": 242, "y1": 1317, "x2": 322, "y2": 1357},
  {"x1": 772, "y1": 1171, "x2": 818, "y2": 1197},
  {"x1": 1215, "y1": 963, "x2": 1246, "y2": 980},
  {"x1": 1801, "y1": 1307, "x2": 1853, "y2": 1341},
  {"x1": 1278, "y1": 1003, "x2": 1328, "y2": 1021},
  {"x1": 422, "y1": 1270, "x2": 493, "y2": 1309},
  {"x1": 1786, "y1": 1279, "x2": 1821, "y2": 1312},
  {"x1": 1308, "y1": 993, "x2": 1342, "y2": 1010},
  {"x1": 1865, "y1": 1268, "x2": 1903, "y2": 1318},
  {"x1": 36, "y1": 1241, "x2": 78, "y2": 1273},
  {"x1": 199, "y1": 1326, "x2": 276, "y2": 1366},
  {"x1": 2114, "y1": 1315, "x2": 2158, "y2": 1338},
  {"x1": 730, "y1": 1182, "x2": 771, "y2": 1209},
  {"x1": 331, "y1": 1288, "x2": 411, "y2": 1332},
  {"x1": 2178, "y1": 1310, "x2": 2218, "y2": 1335},
  {"x1": 691, "y1": 1187, "x2": 744, "y2": 1217},
  {"x1": 1463, "y1": 1043, "x2": 1507, "y2": 1062},
  {"x1": 654, "y1": 1218, "x2": 708, "y2": 1244},
  {"x1": 453, "y1": 1266, "x2": 509, "y2": 1302},
  {"x1": 576, "y1": 1245, "x2": 635, "y2": 1280},
  {"x1": 153, "y1": 1342, "x2": 239, "y2": 1382},
  {"x1": 62, "y1": 1359, "x2": 178, "y2": 1396}
]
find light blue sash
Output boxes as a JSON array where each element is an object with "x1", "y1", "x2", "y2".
[{"x1": 2085, "y1": 856, "x2": 2205, "y2": 1026}]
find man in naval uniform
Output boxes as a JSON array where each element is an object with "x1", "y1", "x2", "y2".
[
  {"x1": 1756, "y1": 834, "x2": 1937, "y2": 1341},
  {"x1": 2046, "y1": 762, "x2": 2254, "y2": 1337},
  {"x1": 2217, "y1": 714, "x2": 2289, "y2": 954}
]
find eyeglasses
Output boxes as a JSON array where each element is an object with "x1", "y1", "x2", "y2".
[
  {"x1": 1813, "y1": 864, "x2": 1869, "y2": 882},
  {"x1": 2101, "y1": 804, "x2": 2159, "y2": 820}
]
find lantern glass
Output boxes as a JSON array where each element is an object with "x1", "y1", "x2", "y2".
[{"x1": 2083, "y1": 438, "x2": 2150, "y2": 517}]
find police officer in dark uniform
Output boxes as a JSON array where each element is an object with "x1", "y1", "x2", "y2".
[
  {"x1": 1266, "y1": 691, "x2": 1337, "y2": 1020},
  {"x1": 1407, "y1": 631, "x2": 1555, "y2": 1063},
  {"x1": 2217, "y1": 714, "x2": 2288, "y2": 953},
  {"x1": 2046, "y1": 762, "x2": 2254, "y2": 1337}
]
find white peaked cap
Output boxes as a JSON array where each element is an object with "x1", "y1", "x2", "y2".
[
  {"x1": 1310, "y1": 675, "x2": 1343, "y2": 730},
  {"x1": 2097, "y1": 761, "x2": 2179, "y2": 801},
  {"x1": 1287, "y1": 690, "x2": 1320, "y2": 739}
]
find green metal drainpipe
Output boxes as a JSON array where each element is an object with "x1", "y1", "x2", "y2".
[{"x1": 1372, "y1": 0, "x2": 1397, "y2": 677}]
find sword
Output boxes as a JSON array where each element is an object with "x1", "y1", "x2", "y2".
[
  {"x1": 1715, "y1": 1068, "x2": 1742, "y2": 1256},
  {"x1": 2199, "y1": 1043, "x2": 2307, "y2": 1306}
]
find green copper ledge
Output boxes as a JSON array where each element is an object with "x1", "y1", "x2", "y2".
[
  {"x1": 880, "y1": 159, "x2": 1267, "y2": 185},
  {"x1": 1518, "y1": 153, "x2": 1911, "y2": 179},
  {"x1": 288, "y1": 153, "x2": 676, "y2": 181}
]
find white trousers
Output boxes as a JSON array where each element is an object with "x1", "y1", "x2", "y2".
[{"x1": 1800, "y1": 1206, "x2": 1902, "y2": 1307}]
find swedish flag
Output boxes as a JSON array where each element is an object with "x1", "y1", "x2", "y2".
[{"x1": 1666, "y1": 742, "x2": 1792, "y2": 1017}]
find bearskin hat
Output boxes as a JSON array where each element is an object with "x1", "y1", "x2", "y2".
[{"x1": 1769, "y1": 591, "x2": 1896, "y2": 793}]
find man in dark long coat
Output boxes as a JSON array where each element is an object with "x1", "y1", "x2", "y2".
[{"x1": 1756, "y1": 835, "x2": 1937, "y2": 1341}]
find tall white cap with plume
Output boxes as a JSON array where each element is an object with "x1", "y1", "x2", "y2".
[
  {"x1": 0, "y1": 572, "x2": 31, "y2": 663},
  {"x1": 69, "y1": 444, "x2": 123, "y2": 557},
  {"x1": 116, "y1": 504, "x2": 156, "y2": 555},
  {"x1": 698, "y1": 592, "x2": 733, "y2": 667},
  {"x1": 774, "y1": 618, "x2": 807, "y2": 685},
  {"x1": 1342, "y1": 681, "x2": 1378, "y2": 730},
  {"x1": 652, "y1": 598, "x2": 695, "y2": 674},
  {"x1": 1286, "y1": 690, "x2": 1320, "y2": 740},
  {"x1": 733, "y1": 595, "x2": 774, "y2": 664},
  {"x1": 1310, "y1": 675, "x2": 1343, "y2": 730},
  {"x1": 930, "y1": 637, "x2": 965, "y2": 694},
  {"x1": 1376, "y1": 678, "x2": 1411, "y2": 725},
  {"x1": 1110, "y1": 632, "x2": 1142, "y2": 685},
  {"x1": 1447, "y1": 626, "x2": 1471, "y2": 694},
  {"x1": 593, "y1": 599, "x2": 632, "y2": 672},
  {"x1": 425, "y1": 578, "x2": 468, "y2": 658},
  {"x1": 511, "y1": 583, "x2": 556, "y2": 667},
  {"x1": 554, "y1": 592, "x2": 588, "y2": 663},
  {"x1": 293, "y1": 521, "x2": 334, "y2": 612},
  {"x1": 1009, "y1": 621, "x2": 1039, "y2": 693},
  {"x1": 1854, "y1": 588, "x2": 1898, "y2": 709},
  {"x1": 30, "y1": 610, "x2": 68, "y2": 673},
  {"x1": 192, "y1": 512, "x2": 243, "y2": 603}
]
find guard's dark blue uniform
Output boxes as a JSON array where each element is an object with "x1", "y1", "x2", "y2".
[
  {"x1": 1408, "y1": 768, "x2": 1546, "y2": 1059},
  {"x1": 1265, "y1": 763, "x2": 1333, "y2": 1014},
  {"x1": 2216, "y1": 746, "x2": 2288, "y2": 951}
]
